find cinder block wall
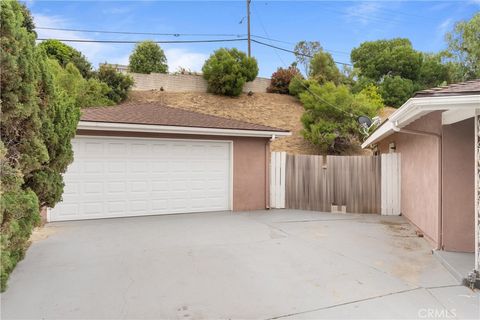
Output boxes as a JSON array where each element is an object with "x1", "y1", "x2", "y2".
[{"x1": 129, "y1": 73, "x2": 270, "y2": 93}]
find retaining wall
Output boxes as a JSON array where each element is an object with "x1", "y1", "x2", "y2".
[{"x1": 129, "y1": 73, "x2": 270, "y2": 93}]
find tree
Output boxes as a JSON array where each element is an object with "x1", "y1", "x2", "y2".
[
  {"x1": 299, "y1": 82, "x2": 383, "y2": 154},
  {"x1": 309, "y1": 50, "x2": 342, "y2": 85},
  {"x1": 202, "y1": 48, "x2": 258, "y2": 96},
  {"x1": 38, "y1": 39, "x2": 93, "y2": 78},
  {"x1": 47, "y1": 59, "x2": 114, "y2": 108},
  {"x1": 96, "y1": 64, "x2": 134, "y2": 103},
  {"x1": 379, "y1": 75, "x2": 415, "y2": 108},
  {"x1": 351, "y1": 38, "x2": 423, "y2": 81},
  {"x1": 129, "y1": 41, "x2": 168, "y2": 74},
  {"x1": 19, "y1": 2, "x2": 35, "y2": 34},
  {"x1": 294, "y1": 41, "x2": 321, "y2": 75},
  {"x1": 350, "y1": 38, "x2": 455, "y2": 107},
  {"x1": 445, "y1": 13, "x2": 480, "y2": 80},
  {"x1": 417, "y1": 53, "x2": 451, "y2": 88},
  {"x1": 0, "y1": 0, "x2": 80, "y2": 291},
  {"x1": 267, "y1": 65, "x2": 301, "y2": 94}
]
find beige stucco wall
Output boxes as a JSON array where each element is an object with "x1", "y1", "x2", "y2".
[
  {"x1": 442, "y1": 118, "x2": 475, "y2": 252},
  {"x1": 129, "y1": 73, "x2": 270, "y2": 93},
  {"x1": 377, "y1": 112, "x2": 442, "y2": 247},
  {"x1": 76, "y1": 130, "x2": 270, "y2": 212}
]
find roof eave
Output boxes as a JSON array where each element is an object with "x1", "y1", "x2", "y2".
[
  {"x1": 77, "y1": 121, "x2": 291, "y2": 138},
  {"x1": 361, "y1": 94, "x2": 480, "y2": 148}
]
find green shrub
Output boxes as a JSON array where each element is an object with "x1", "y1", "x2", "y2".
[
  {"x1": 47, "y1": 59, "x2": 114, "y2": 108},
  {"x1": 1, "y1": 143, "x2": 40, "y2": 290},
  {"x1": 288, "y1": 77, "x2": 315, "y2": 97},
  {"x1": 96, "y1": 65, "x2": 134, "y2": 103},
  {"x1": 1, "y1": 0, "x2": 80, "y2": 291},
  {"x1": 267, "y1": 66, "x2": 301, "y2": 94},
  {"x1": 202, "y1": 48, "x2": 258, "y2": 96},
  {"x1": 129, "y1": 41, "x2": 168, "y2": 74}
]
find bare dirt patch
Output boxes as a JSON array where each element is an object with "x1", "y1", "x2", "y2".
[
  {"x1": 127, "y1": 90, "x2": 388, "y2": 155},
  {"x1": 29, "y1": 226, "x2": 59, "y2": 243},
  {"x1": 128, "y1": 90, "x2": 319, "y2": 154}
]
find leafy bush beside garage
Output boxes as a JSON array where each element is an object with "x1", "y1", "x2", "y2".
[{"x1": 0, "y1": 1, "x2": 80, "y2": 291}]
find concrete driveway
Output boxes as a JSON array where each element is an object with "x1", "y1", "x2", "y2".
[{"x1": 2, "y1": 210, "x2": 478, "y2": 319}]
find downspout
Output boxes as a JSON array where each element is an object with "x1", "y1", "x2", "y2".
[
  {"x1": 392, "y1": 125, "x2": 443, "y2": 250},
  {"x1": 265, "y1": 134, "x2": 276, "y2": 209}
]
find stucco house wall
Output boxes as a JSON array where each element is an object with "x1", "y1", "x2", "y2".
[
  {"x1": 76, "y1": 129, "x2": 270, "y2": 212},
  {"x1": 442, "y1": 118, "x2": 475, "y2": 252},
  {"x1": 377, "y1": 112, "x2": 442, "y2": 247},
  {"x1": 377, "y1": 112, "x2": 475, "y2": 252}
]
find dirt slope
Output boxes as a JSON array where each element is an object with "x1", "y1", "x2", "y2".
[{"x1": 127, "y1": 90, "x2": 319, "y2": 154}]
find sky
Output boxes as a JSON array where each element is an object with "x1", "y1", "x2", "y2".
[{"x1": 26, "y1": 0, "x2": 480, "y2": 77}]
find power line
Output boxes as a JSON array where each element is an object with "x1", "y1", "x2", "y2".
[
  {"x1": 37, "y1": 36, "x2": 353, "y2": 66},
  {"x1": 35, "y1": 26, "x2": 350, "y2": 55},
  {"x1": 252, "y1": 3, "x2": 354, "y2": 118},
  {"x1": 35, "y1": 26, "x2": 245, "y2": 38},
  {"x1": 36, "y1": 38, "x2": 248, "y2": 44},
  {"x1": 252, "y1": 39, "x2": 352, "y2": 66}
]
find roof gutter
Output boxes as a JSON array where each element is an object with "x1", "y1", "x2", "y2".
[
  {"x1": 362, "y1": 94, "x2": 480, "y2": 148},
  {"x1": 391, "y1": 126, "x2": 441, "y2": 139},
  {"x1": 77, "y1": 121, "x2": 291, "y2": 138}
]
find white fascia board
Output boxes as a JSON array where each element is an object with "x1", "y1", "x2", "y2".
[
  {"x1": 362, "y1": 94, "x2": 480, "y2": 148},
  {"x1": 361, "y1": 121, "x2": 395, "y2": 149},
  {"x1": 77, "y1": 121, "x2": 292, "y2": 138},
  {"x1": 390, "y1": 95, "x2": 480, "y2": 125}
]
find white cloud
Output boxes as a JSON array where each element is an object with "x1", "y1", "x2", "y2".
[
  {"x1": 33, "y1": 13, "x2": 132, "y2": 69},
  {"x1": 344, "y1": 1, "x2": 382, "y2": 26},
  {"x1": 34, "y1": 14, "x2": 111, "y2": 62},
  {"x1": 33, "y1": 13, "x2": 208, "y2": 73},
  {"x1": 109, "y1": 54, "x2": 130, "y2": 66},
  {"x1": 438, "y1": 18, "x2": 453, "y2": 34},
  {"x1": 164, "y1": 48, "x2": 208, "y2": 73}
]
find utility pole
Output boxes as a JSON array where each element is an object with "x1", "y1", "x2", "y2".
[{"x1": 247, "y1": 0, "x2": 251, "y2": 57}]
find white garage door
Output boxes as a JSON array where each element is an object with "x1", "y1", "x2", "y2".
[{"x1": 49, "y1": 136, "x2": 231, "y2": 221}]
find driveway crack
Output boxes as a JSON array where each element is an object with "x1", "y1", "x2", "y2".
[{"x1": 265, "y1": 287, "x2": 422, "y2": 320}]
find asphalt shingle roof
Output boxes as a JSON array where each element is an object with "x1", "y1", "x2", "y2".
[
  {"x1": 414, "y1": 79, "x2": 480, "y2": 97},
  {"x1": 81, "y1": 103, "x2": 289, "y2": 132}
]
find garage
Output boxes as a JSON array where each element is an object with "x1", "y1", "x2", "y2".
[
  {"x1": 48, "y1": 103, "x2": 289, "y2": 222},
  {"x1": 50, "y1": 137, "x2": 232, "y2": 221}
]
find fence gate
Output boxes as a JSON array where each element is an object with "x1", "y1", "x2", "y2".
[
  {"x1": 270, "y1": 152, "x2": 286, "y2": 208},
  {"x1": 381, "y1": 153, "x2": 401, "y2": 215},
  {"x1": 270, "y1": 152, "x2": 401, "y2": 215}
]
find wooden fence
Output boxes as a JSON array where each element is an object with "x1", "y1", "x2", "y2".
[{"x1": 270, "y1": 152, "x2": 401, "y2": 215}]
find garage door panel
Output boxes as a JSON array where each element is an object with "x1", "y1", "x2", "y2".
[
  {"x1": 107, "y1": 201, "x2": 128, "y2": 214},
  {"x1": 50, "y1": 137, "x2": 231, "y2": 221},
  {"x1": 151, "y1": 162, "x2": 169, "y2": 173},
  {"x1": 57, "y1": 203, "x2": 81, "y2": 216},
  {"x1": 106, "y1": 182, "x2": 127, "y2": 194},
  {"x1": 84, "y1": 161, "x2": 104, "y2": 173},
  {"x1": 130, "y1": 161, "x2": 150, "y2": 173}
]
